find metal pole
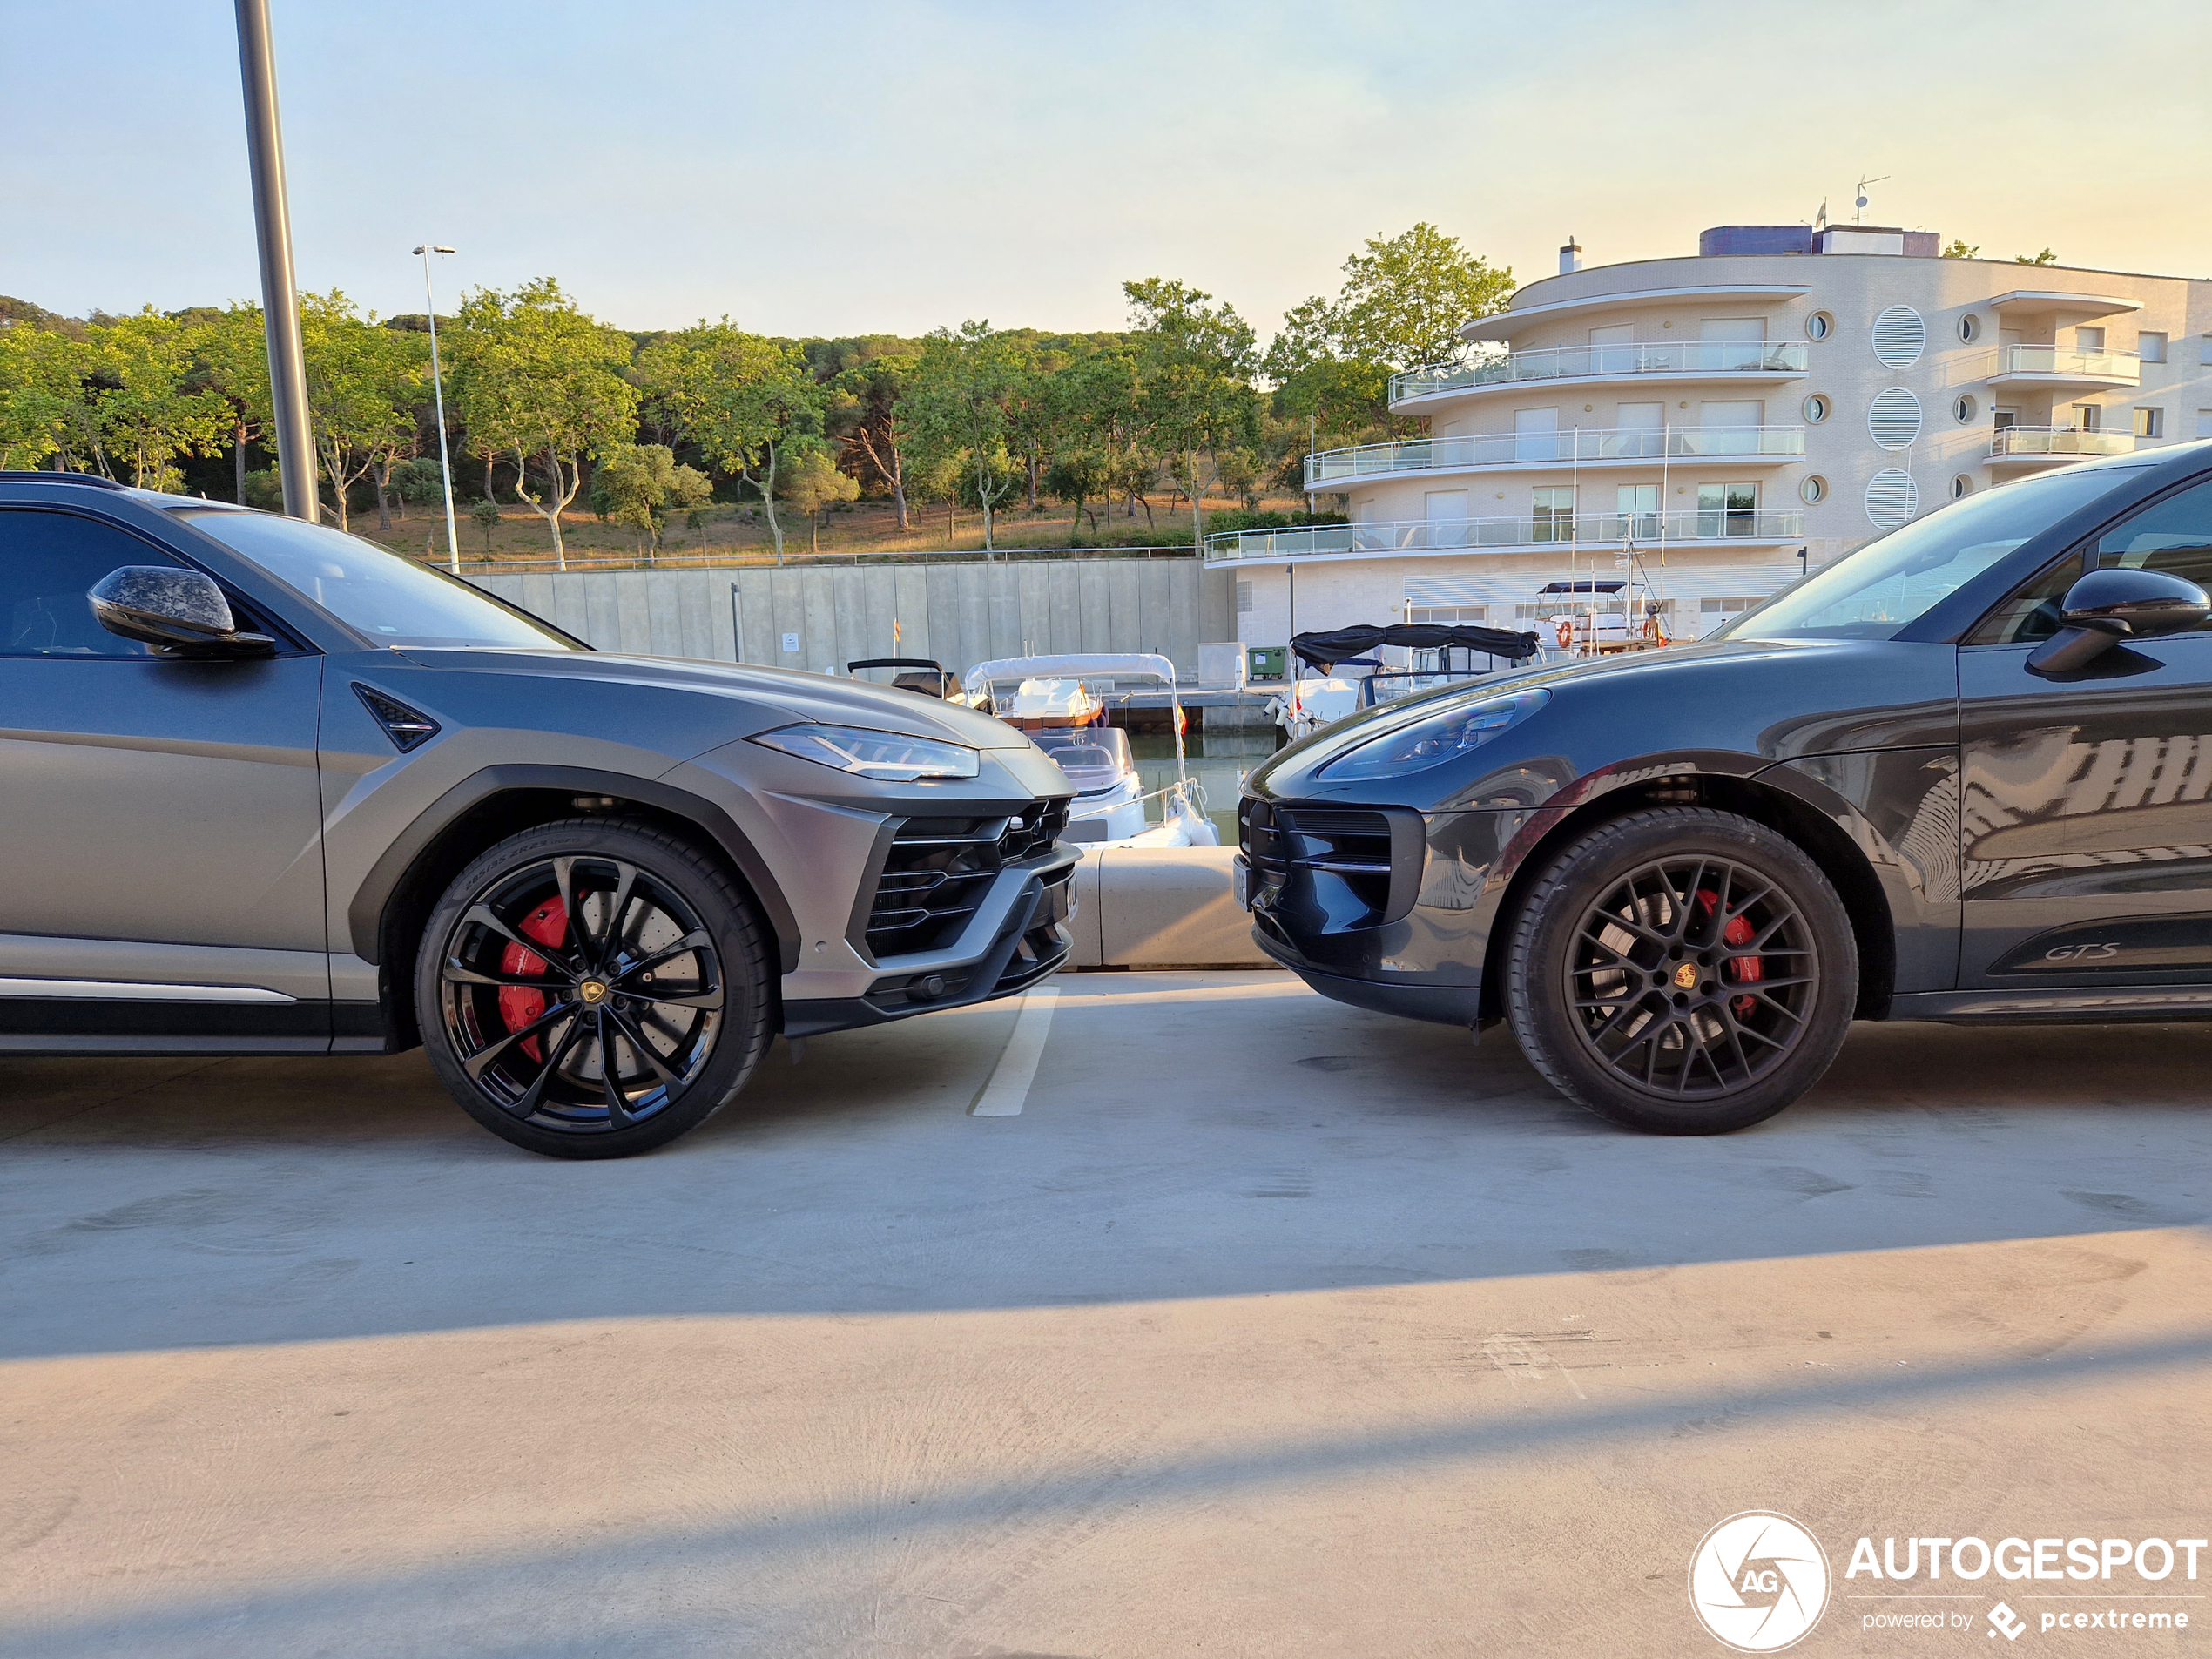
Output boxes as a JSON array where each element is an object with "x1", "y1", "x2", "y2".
[
  {"x1": 415, "y1": 246, "x2": 460, "y2": 571},
  {"x1": 234, "y1": 0, "x2": 316, "y2": 522}
]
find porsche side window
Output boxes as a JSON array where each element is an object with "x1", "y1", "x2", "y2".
[
  {"x1": 0, "y1": 509, "x2": 185, "y2": 658},
  {"x1": 2095, "y1": 475, "x2": 2212, "y2": 627},
  {"x1": 1966, "y1": 552, "x2": 2084, "y2": 645}
]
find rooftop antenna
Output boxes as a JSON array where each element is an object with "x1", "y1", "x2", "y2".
[
  {"x1": 1813, "y1": 199, "x2": 1828, "y2": 230},
  {"x1": 1853, "y1": 175, "x2": 1890, "y2": 226}
]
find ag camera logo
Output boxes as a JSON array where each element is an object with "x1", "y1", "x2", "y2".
[{"x1": 1689, "y1": 1511, "x2": 1831, "y2": 1652}]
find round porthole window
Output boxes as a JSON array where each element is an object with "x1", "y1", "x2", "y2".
[
  {"x1": 1803, "y1": 394, "x2": 1830, "y2": 424},
  {"x1": 1868, "y1": 386, "x2": 1924, "y2": 450},
  {"x1": 1800, "y1": 475, "x2": 1828, "y2": 506},
  {"x1": 1871, "y1": 305, "x2": 1927, "y2": 367},
  {"x1": 1958, "y1": 314, "x2": 1981, "y2": 344},
  {"x1": 1806, "y1": 311, "x2": 1834, "y2": 341},
  {"x1": 1951, "y1": 474, "x2": 1973, "y2": 501},
  {"x1": 1954, "y1": 394, "x2": 1978, "y2": 423},
  {"x1": 1865, "y1": 468, "x2": 1919, "y2": 530}
]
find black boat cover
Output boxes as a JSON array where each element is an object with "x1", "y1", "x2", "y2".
[{"x1": 1291, "y1": 623, "x2": 1541, "y2": 671}]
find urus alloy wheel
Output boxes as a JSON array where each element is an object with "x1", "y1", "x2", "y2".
[{"x1": 417, "y1": 818, "x2": 772, "y2": 1157}]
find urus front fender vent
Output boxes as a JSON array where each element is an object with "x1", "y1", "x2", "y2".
[{"x1": 353, "y1": 684, "x2": 442, "y2": 752}]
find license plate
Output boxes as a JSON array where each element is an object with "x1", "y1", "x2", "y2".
[{"x1": 1231, "y1": 855, "x2": 1251, "y2": 911}]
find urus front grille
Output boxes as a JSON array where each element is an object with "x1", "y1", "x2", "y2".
[{"x1": 865, "y1": 799, "x2": 1070, "y2": 959}]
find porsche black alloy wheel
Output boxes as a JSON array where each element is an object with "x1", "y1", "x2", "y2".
[
  {"x1": 417, "y1": 818, "x2": 772, "y2": 1157},
  {"x1": 1504, "y1": 807, "x2": 1857, "y2": 1134}
]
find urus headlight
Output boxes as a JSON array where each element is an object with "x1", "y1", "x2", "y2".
[
  {"x1": 749, "y1": 723, "x2": 981, "y2": 781},
  {"x1": 1315, "y1": 689, "x2": 1549, "y2": 781}
]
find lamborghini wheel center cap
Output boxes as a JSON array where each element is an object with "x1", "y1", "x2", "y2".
[{"x1": 578, "y1": 980, "x2": 609, "y2": 1005}]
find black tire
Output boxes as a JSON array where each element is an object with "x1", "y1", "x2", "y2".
[
  {"x1": 415, "y1": 816, "x2": 772, "y2": 1158},
  {"x1": 1502, "y1": 807, "x2": 1857, "y2": 1134}
]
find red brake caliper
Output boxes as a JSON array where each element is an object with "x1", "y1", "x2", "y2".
[
  {"x1": 1696, "y1": 889, "x2": 1763, "y2": 1019},
  {"x1": 496, "y1": 898, "x2": 569, "y2": 1062}
]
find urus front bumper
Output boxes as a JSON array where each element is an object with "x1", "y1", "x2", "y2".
[{"x1": 782, "y1": 804, "x2": 1080, "y2": 1038}]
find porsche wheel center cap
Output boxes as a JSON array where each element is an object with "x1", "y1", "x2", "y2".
[{"x1": 1673, "y1": 961, "x2": 1699, "y2": 991}]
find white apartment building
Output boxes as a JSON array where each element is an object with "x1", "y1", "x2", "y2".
[{"x1": 1217, "y1": 224, "x2": 2212, "y2": 650}]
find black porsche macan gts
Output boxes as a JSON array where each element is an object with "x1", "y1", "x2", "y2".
[{"x1": 1239, "y1": 440, "x2": 2212, "y2": 1134}]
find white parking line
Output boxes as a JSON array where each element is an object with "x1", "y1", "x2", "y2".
[{"x1": 968, "y1": 987, "x2": 1060, "y2": 1117}]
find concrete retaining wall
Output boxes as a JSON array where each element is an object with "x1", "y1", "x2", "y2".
[
  {"x1": 1068, "y1": 846, "x2": 1271, "y2": 969},
  {"x1": 469, "y1": 560, "x2": 1236, "y2": 678}
]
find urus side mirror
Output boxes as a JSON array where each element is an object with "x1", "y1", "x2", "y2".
[
  {"x1": 2026, "y1": 566, "x2": 2210, "y2": 676},
  {"x1": 89, "y1": 566, "x2": 275, "y2": 658}
]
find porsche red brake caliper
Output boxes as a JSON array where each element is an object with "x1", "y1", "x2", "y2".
[
  {"x1": 1696, "y1": 888, "x2": 1763, "y2": 1019},
  {"x1": 497, "y1": 897, "x2": 569, "y2": 1061}
]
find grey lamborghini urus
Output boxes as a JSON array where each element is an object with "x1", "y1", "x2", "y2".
[{"x1": 0, "y1": 474, "x2": 1076, "y2": 1157}]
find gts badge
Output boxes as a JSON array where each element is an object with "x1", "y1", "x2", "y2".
[{"x1": 2044, "y1": 942, "x2": 2120, "y2": 961}]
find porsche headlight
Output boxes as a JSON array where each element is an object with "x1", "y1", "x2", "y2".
[
  {"x1": 748, "y1": 723, "x2": 981, "y2": 781},
  {"x1": 1314, "y1": 689, "x2": 1549, "y2": 781}
]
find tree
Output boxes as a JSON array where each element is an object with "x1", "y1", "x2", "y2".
[
  {"x1": 292, "y1": 292, "x2": 427, "y2": 531},
  {"x1": 2015, "y1": 248, "x2": 2059, "y2": 266},
  {"x1": 470, "y1": 497, "x2": 502, "y2": 556},
  {"x1": 1123, "y1": 278, "x2": 1259, "y2": 548},
  {"x1": 0, "y1": 324, "x2": 94, "y2": 471},
  {"x1": 1940, "y1": 239, "x2": 1980, "y2": 260},
  {"x1": 590, "y1": 442, "x2": 711, "y2": 559},
  {"x1": 903, "y1": 320, "x2": 1026, "y2": 552},
  {"x1": 637, "y1": 320, "x2": 816, "y2": 563},
  {"x1": 1264, "y1": 224, "x2": 1513, "y2": 435},
  {"x1": 449, "y1": 279, "x2": 637, "y2": 569},
  {"x1": 779, "y1": 440, "x2": 860, "y2": 554},
  {"x1": 194, "y1": 303, "x2": 273, "y2": 502},
  {"x1": 1043, "y1": 447, "x2": 1111, "y2": 540},
  {"x1": 84, "y1": 309, "x2": 231, "y2": 490},
  {"x1": 829, "y1": 352, "x2": 918, "y2": 529}
]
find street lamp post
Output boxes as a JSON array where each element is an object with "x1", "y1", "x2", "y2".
[
  {"x1": 233, "y1": 0, "x2": 315, "y2": 521},
  {"x1": 412, "y1": 245, "x2": 460, "y2": 571}
]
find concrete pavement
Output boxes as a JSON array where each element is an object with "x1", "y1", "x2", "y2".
[{"x1": 3, "y1": 972, "x2": 2209, "y2": 1656}]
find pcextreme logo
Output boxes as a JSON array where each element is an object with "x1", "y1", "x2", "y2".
[{"x1": 1689, "y1": 1511, "x2": 1831, "y2": 1652}]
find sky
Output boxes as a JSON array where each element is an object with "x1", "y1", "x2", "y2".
[{"x1": 4, "y1": 0, "x2": 2209, "y2": 344}]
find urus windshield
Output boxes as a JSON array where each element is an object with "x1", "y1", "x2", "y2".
[
  {"x1": 1716, "y1": 465, "x2": 2145, "y2": 642},
  {"x1": 176, "y1": 510, "x2": 579, "y2": 650}
]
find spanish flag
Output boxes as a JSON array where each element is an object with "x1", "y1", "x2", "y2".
[{"x1": 1173, "y1": 700, "x2": 1187, "y2": 738}]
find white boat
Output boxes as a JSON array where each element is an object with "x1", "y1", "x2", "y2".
[
  {"x1": 960, "y1": 651, "x2": 1219, "y2": 849},
  {"x1": 1265, "y1": 675, "x2": 1364, "y2": 743}
]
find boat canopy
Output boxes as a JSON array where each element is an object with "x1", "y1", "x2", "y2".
[
  {"x1": 961, "y1": 651, "x2": 1179, "y2": 694},
  {"x1": 1291, "y1": 624, "x2": 1541, "y2": 671}
]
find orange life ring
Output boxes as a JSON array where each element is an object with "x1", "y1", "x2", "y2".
[
  {"x1": 1642, "y1": 614, "x2": 1665, "y2": 644},
  {"x1": 1554, "y1": 618, "x2": 1574, "y2": 651}
]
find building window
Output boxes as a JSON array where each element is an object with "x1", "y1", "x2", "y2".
[
  {"x1": 1531, "y1": 487, "x2": 1575, "y2": 542},
  {"x1": 2075, "y1": 403, "x2": 2102, "y2": 431},
  {"x1": 1235, "y1": 580, "x2": 1253, "y2": 615},
  {"x1": 1954, "y1": 394, "x2": 1978, "y2": 424},
  {"x1": 1615, "y1": 483, "x2": 1659, "y2": 539},
  {"x1": 2198, "y1": 409, "x2": 2212, "y2": 441},
  {"x1": 1407, "y1": 604, "x2": 1487, "y2": 624},
  {"x1": 2076, "y1": 326, "x2": 2106, "y2": 353},
  {"x1": 2135, "y1": 408, "x2": 2164, "y2": 440},
  {"x1": 1951, "y1": 475, "x2": 1973, "y2": 500},
  {"x1": 2139, "y1": 332, "x2": 2168, "y2": 364},
  {"x1": 2202, "y1": 336, "x2": 2212, "y2": 368},
  {"x1": 1802, "y1": 394, "x2": 1830, "y2": 424},
  {"x1": 1700, "y1": 597, "x2": 1761, "y2": 615},
  {"x1": 1800, "y1": 475, "x2": 1827, "y2": 506},
  {"x1": 1958, "y1": 314, "x2": 1981, "y2": 343},
  {"x1": 1696, "y1": 482, "x2": 1759, "y2": 537},
  {"x1": 1805, "y1": 311, "x2": 1833, "y2": 341}
]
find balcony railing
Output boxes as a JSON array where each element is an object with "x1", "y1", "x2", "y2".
[
  {"x1": 1988, "y1": 426, "x2": 2138, "y2": 461},
  {"x1": 1991, "y1": 344, "x2": 2141, "y2": 383},
  {"x1": 1390, "y1": 341, "x2": 1809, "y2": 402},
  {"x1": 1304, "y1": 425, "x2": 1806, "y2": 487},
  {"x1": 1204, "y1": 509, "x2": 1806, "y2": 561}
]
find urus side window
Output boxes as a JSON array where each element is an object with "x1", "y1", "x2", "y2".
[{"x1": 0, "y1": 509, "x2": 185, "y2": 658}]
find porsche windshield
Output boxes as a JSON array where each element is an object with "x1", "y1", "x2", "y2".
[{"x1": 1716, "y1": 466, "x2": 2144, "y2": 642}]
